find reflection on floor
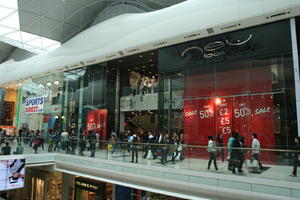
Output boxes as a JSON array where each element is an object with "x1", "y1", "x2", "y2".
[{"x1": 13, "y1": 144, "x2": 300, "y2": 183}]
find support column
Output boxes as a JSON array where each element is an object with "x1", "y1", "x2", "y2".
[
  {"x1": 115, "y1": 68, "x2": 121, "y2": 136},
  {"x1": 61, "y1": 173, "x2": 73, "y2": 200},
  {"x1": 77, "y1": 78, "x2": 84, "y2": 145},
  {"x1": 290, "y1": 18, "x2": 300, "y2": 136}
]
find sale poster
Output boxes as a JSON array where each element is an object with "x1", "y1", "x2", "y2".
[
  {"x1": 183, "y1": 66, "x2": 275, "y2": 162},
  {"x1": 86, "y1": 109, "x2": 108, "y2": 140}
]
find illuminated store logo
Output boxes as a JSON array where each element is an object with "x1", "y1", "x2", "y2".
[{"x1": 181, "y1": 34, "x2": 252, "y2": 59}]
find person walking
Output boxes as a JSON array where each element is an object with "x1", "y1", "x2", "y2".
[
  {"x1": 88, "y1": 131, "x2": 97, "y2": 157},
  {"x1": 129, "y1": 134, "x2": 139, "y2": 163},
  {"x1": 227, "y1": 132, "x2": 235, "y2": 170},
  {"x1": 207, "y1": 136, "x2": 218, "y2": 171},
  {"x1": 251, "y1": 133, "x2": 264, "y2": 170},
  {"x1": 231, "y1": 132, "x2": 243, "y2": 174},
  {"x1": 143, "y1": 131, "x2": 157, "y2": 159},
  {"x1": 217, "y1": 133, "x2": 224, "y2": 162},
  {"x1": 160, "y1": 133, "x2": 169, "y2": 165},
  {"x1": 291, "y1": 137, "x2": 300, "y2": 177}
]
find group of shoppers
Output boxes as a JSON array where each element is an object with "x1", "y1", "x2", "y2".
[
  {"x1": 124, "y1": 130, "x2": 185, "y2": 164},
  {"x1": 207, "y1": 132, "x2": 300, "y2": 176},
  {"x1": 208, "y1": 132, "x2": 264, "y2": 173}
]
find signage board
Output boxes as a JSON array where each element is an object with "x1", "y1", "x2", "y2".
[
  {"x1": 25, "y1": 97, "x2": 44, "y2": 114},
  {"x1": 0, "y1": 159, "x2": 25, "y2": 191}
]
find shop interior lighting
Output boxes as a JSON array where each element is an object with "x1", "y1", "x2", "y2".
[
  {"x1": 215, "y1": 98, "x2": 221, "y2": 105},
  {"x1": 0, "y1": 0, "x2": 60, "y2": 54},
  {"x1": 54, "y1": 81, "x2": 60, "y2": 85},
  {"x1": 47, "y1": 82, "x2": 52, "y2": 86}
]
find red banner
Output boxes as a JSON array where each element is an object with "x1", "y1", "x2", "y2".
[
  {"x1": 86, "y1": 109, "x2": 108, "y2": 140},
  {"x1": 183, "y1": 66, "x2": 275, "y2": 162}
]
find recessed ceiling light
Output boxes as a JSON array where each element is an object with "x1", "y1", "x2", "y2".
[
  {"x1": 150, "y1": 64, "x2": 154, "y2": 66},
  {"x1": 139, "y1": 55, "x2": 143, "y2": 58},
  {"x1": 119, "y1": 60, "x2": 122, "y2": 62},
  {"x1": 149, "y1": 59, "x2": 152, "y2": 62},
  {"x1": 54, "y1": 80, "x2": 59, "y2": 85},
  {"x1": 47, "y1": 82, "x2": 52, "y2": 86},
  {"x1": 150, "y1": 52, "x2": 154, "y2": 55},
  {"x1": 142, "y1": 66, "x2": 146, "y2": 68}
]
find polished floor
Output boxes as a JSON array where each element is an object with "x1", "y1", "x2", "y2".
[{"x1": 11, "y1": 143, "x2": 300, "y2": 183}]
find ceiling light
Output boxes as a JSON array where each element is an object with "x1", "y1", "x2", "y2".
[
  {"x1": 139, "y1": 55, "x2": 143, "y2": 58},
  {"x1": 5, "y1": 31, "x2": 21, "y2": 41},
  {"x1": 0, "y1": 0, "x2": 18, "y2": 9},
  {"x1": 20, "y1": 31, "x2": 38, "y2": 42},
  {"x1": 149, "y1": 59, "x2": 152, "y2": 61},
  {"x1": 54, "y1": 81, "x2": 59, "y2": 85},
  {"x1": 0, "y1": 26, "x2": 14, "y2": 35},
  {"x1": 150, "y1": 64, "x2": 154, "y2": 66},
  {"x1": 27, "y1": 37, "x2": 42, "y2": 48},
  {"x1": 42, "y1": 37, "x2": 59, "y2": 48},
  {"x1": 55, "y1": 116, "x2": 59, "y2": 119},
  {"x1": 47, "y1": 82, "x2": 52, "y2": 86},
  {"x1": 0, "y1": 7, "x2": 15, "y2": 20},
  {"x1": 0, "y1": 12, "x2": 19, "y2": 29}
]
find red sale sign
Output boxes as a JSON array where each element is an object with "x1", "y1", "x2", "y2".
[
  {"x1": 86, "y1": 109, "x2": 108, "y2": 140},
  {"x1": 183, "y1": 66, "x2": 275, "y2": 162}
]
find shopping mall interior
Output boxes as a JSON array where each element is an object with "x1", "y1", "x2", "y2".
[{"x1": 0, "y1": 0, "x2": 300, "y2": 199}]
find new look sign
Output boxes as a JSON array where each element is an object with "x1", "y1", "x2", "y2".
[{"x1": 25, "y1": 97, "x2": 44, "y2": 114}]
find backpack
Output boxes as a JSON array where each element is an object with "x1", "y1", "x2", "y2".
[{"x1": 133, "y1": 136, "x2": 138, "y2": 143}]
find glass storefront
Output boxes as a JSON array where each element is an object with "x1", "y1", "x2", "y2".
[
  {"x1": 15, "y1": 19, "x2": 298, "y2": 151},
  {"x1": 18, "y1": 73, "x2": 64, "y2": 133},
  {"x1": 158, "y1": 20, "x2": 297, "y2": 151}
]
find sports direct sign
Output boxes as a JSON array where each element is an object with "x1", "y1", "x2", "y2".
[{"x1": 25, "y1": 97, "x2": 44, "y2": 114}]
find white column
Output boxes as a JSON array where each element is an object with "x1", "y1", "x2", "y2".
[{"x1": 290, "y1": 18, "x2": 300, "y2": 136}]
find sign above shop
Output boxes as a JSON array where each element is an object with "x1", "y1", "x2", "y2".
[
  {"x1": 181, "y1": 34, "x2": 252, "y2": 60},
  {"x1": 25, "y1": 97, "x2": 44, "y2": 114},
  {"x1": 159, "y1": 20, "x2": 292, "y2": 72}
]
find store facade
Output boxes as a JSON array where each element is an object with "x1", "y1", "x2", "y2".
[
  {"x1": 14, "y1": 19, "x2": 299, "y2": 151},
  {"x1": 158, "y1": 20, "x2": 297, "y2": 150}
]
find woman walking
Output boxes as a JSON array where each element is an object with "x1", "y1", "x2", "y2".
[{"x1": 207, "y1": 136, "x2": 218, "y2": 171}]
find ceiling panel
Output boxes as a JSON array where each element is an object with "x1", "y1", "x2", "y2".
[
  {"x1": 43, "y1": 5, "x2": 64, "y2": 21},
  {"x1": 20, "y1": 0, "x2": 42, "y2": 15},
  {"x1": 0, "y1": 0, "x2": 185, "y2": 56},
  {"x1": 0, "y1": 42, "x2": 15, "y2": 64},
  {"x1": 19, "y1": 11, "x2": 41, "y2": 29},
  {"x1": 42, "y1": 17, "x2": 60, "y2": 35},
  {"x1": 66, "y1": 9, "x2": 83, "y2": 27},
  {"x1": 22, "y1": 18, "x2": 42, "y2": 35},
  {"x1": 43, "y1": 0, "x2": 63, "y2": 14}
]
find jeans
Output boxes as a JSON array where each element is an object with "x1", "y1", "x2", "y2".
[{"x1": 208, "y1": 152, "x2": 218, "y2": 170}]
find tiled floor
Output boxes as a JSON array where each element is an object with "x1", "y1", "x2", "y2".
[{"x1": 12, "y1": 144, "x2": 300, "y2": 183}]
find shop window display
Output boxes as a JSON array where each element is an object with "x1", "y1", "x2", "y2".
[
  {"x1": 158, "y1": 20, "x2": 297, "y2": 159},
  {"x1": 18, "y1": 73, "x2": 64, "y2": 132}
]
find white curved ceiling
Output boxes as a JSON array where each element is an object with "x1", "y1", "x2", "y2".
[
  {"x1": 0, "y1": 0, "x2": 185, "y2": 60},
  {"x1": 0, "y1": 0, "x2": 300, "y2": 86}
]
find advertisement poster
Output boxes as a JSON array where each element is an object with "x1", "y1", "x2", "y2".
[
  {"x1": 86, "y1": 109, "x2": 108, "y2": 140},
  {"x1": 0, "y1": 159, "x2": 25, "y2": 191},
  {"x1": 25, "y1": 97, "x2": 44, "y2": 114}
]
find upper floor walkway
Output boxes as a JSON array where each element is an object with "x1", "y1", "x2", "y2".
[{"x1": 4, "y1": 140, "x2": 300, "y2": 200}]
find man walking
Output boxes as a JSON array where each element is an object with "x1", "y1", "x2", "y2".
[{"x1": 251, "y1": 133, "x2": 264, "y2": 170}]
